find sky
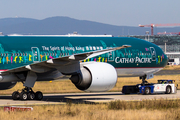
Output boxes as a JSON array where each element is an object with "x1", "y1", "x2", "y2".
[{"x1": 0, "y1": 0, "x2": 180, "y2": 26}]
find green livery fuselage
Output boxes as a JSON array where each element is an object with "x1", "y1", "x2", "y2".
[{"x1": 0, "y1": 36, "x2": 168, "y2": 70}]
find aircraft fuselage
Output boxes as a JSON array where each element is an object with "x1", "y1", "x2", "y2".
[{"x1": 0, "y1": 36, "x2": 168, "y2": 77}]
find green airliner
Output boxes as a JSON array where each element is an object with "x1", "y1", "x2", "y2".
[{"x1": 0, "y1": 35, "x2": 168, "y2": 100}]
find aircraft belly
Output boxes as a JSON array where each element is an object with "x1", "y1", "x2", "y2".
[{"x1": 116, "y1": 68, "x2": 162, "y2": 77}]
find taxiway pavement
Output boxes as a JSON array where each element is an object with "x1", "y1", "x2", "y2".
[{"x1": 0, "y1": 90, "x2": 180, "y2": 106}]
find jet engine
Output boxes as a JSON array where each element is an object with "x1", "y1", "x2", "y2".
[
  {"x1": 70, "y1": 62, "x2": 117, "y2": 92},
  {"x1": 0, "y1": 82, "x2": 17, "y2": 90},
  {"x1": 0, "y1": 74, "x2": 18, "y2": 90}
]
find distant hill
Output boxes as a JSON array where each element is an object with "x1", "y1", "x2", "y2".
[{"x1": 0, "y1": 16, "x2": 179, "y2": 36}]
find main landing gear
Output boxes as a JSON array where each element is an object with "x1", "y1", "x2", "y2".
[
  {"x1": 12, "y1": 87, "x2": 43, "y2": 100},
  {"x1": 12, "y1": 71, "x2": 43, "y2": 100}
]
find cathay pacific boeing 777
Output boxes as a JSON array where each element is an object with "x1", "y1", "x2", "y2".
[{"x1": 0, "y1": 35, "x2": 168, "y2": 100}]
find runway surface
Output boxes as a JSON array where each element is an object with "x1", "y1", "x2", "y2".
[{"x1": 0, "y1": 90, "x2": 180, "y2": 106}]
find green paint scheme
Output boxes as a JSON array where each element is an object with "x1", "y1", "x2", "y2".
[{"x1": 0, "y1": 36, "x2": 168, "y2": 70}]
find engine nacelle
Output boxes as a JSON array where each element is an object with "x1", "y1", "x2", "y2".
[
  {"x1": 0, "y1": 82, "x2": 17, "y2": 90},
  {"x1": 0, "y1": 74, "x2": 18, "y2": 90},
  {"x1": 70, "y1": 62, "x2": 117, "y2": 92}
]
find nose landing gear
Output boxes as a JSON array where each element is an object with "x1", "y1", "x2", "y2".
[
  {"x1": 140, "y1": 75, "x2": 147, "y2": 86},
  {"x1": 12, "y1": 87, "x2": 43, "y2": 100}
]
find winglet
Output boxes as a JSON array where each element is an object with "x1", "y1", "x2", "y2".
[
  {"x1": 123, "y1": 45, "x2": 131, "y2": 48},
  {"x1": 114, "y1": 45, "x2": 131, "y2": 50}
]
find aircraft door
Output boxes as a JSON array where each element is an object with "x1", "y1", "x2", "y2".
[
  {"x1": 31, "y1": 47, "x2": 40, "y2": 62},
  {"x1": 108, "y1": 51, "x2": 114, "y2": 62},
  {"x1": 150, "y1": 47, "x2": 156, "y2": 61}
]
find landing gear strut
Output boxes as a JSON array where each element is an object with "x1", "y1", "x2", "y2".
[
  {"x1": 140, "y1": 75, "x2": 148, "y2": 86},
  {"x1": 12, "y1": 87, "x2": 43, "y2": 100},
  {"x1": 139, "y1": 75, "x2": 151, "y2": 95},
  {"x1": 12, "y1": 71, "x2": 43, "y2": 100}
]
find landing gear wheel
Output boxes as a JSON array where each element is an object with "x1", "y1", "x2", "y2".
[
  {"x1": 35, "y1": 91, "x2": 43, "y2": 100},
  {"x1": 19, "y1": 91, "x2": 28, "y2": 100},
  {"x1": 144, "y1": 87, "x2": 150, "y2": 95},
  {"x1": 28, "y1": 92, "x2": 35, "y2": 100},
  {"x1": 12, "y1": 87, "x2": 43, "y2": 101},
  {"x1": 165, "y1": 86, "x2": 171, "y2": 94},
  {"x1": 12, "y1": 91, "x2": 20, "y2": 100}
]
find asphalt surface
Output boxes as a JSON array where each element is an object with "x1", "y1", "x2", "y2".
[
  {"x1": 155, "y1": 70, "x2": 180, "y2": 75},
  {"x1": 0, "y1": 91, "x2": 180, "y2": 106}
]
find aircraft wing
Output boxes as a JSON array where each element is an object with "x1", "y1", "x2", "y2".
[{"x1": 2, "y1": 45, "x2": 131, "y2": 74}]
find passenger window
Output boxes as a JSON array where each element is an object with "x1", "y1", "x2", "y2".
[
  {"x1": 86, "y1": 46, "x2": 89, "y2": 51},
  {"x1": 93, "y1": 47, "x2": 96, "y2": 50}
]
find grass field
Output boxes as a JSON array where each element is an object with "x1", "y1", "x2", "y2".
[
  {"x1": 163, "y1": 65, "x2": 180, "y2": 70},
  {"x1": 1, "y1": 99, "x2": 180, "y2": 120},
  {"x1": 1, "y1": 74, "x2": 180, "y2": 95}
]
